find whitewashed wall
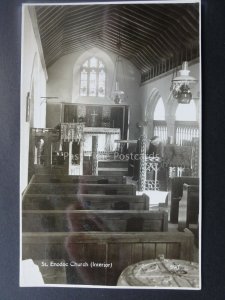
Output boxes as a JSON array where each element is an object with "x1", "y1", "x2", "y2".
[
  {"x1": 20, "y1": 6, "x2": 47, "y2": 193},
  {"x1": 46, "y1": 47, "x2": 142, "y2": 139}
]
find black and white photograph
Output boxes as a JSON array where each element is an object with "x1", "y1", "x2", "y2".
[{"x1": 20, "y1": 1, "x2": 201, "y2": 289}]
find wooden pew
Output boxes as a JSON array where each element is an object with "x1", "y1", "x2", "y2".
[
  {"x1": 168, "y1": 177, "x2": 199, "y2": 223},
  {"x1": 25, "y1": 183, "x2": 136, "y2": 195},
  {"x1": 22, "y1": 229, "x2": 194, "y2": 285},
  {"x1": 178, "y1": 184, "x2": 199, "y2": 232},
  {"x1": 22, "y1": 194, "x2": 150, "y2": 211},
  {"x1": 29, "y1": 174, "x2": 127, "y2": 184},
  {"x1": 22, "y1": 210, "x2": 168, "y2": 232}
]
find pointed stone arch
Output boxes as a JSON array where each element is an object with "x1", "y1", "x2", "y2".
[
  {"x1": 144, "y1": 88, "x2": 166, "y2": 139},
  {"x1": 145, "y1": 88, "x2": 166, "y2": 121},
  {"x1": 153, "y1": 97, "x2": 166, "y2": 121}
]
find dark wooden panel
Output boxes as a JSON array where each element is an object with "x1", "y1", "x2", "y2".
[
  {"x1": 169, "y1": 177, "x2": 199, "y2": 223},
  {"x1": 155, "y1": 243, "x2": 167, "y2": 257},
  {"x1": 131, "y1": 243, "x2": 143, "y2": 262},
  {"x1": 110, "y1": 107, "x2": 124, "y2": 133},
  {"x1": 46, "y1": 103, "x2": 62, "y2": 128},
  {"x1": 22, "y1": 194, "x2": 149, "y2": 211},
  {"x1": 29, "y1": 174, "x2": 127, "y2": 184},
  {"x1": 64, "y1": 105, "x2": 77, "y2": 123},
  {"x1": 166, "y1": 243, "x2": 180, "y2": 259},
  {"x1": 107, "y1": 243, "x2": 132, "y2": 285},
  {"x1": 66, "y1": 242, "x2": 107, "y2": 285},
  {"x1": 22, "y1": 210, "x2": 168, "y2": 233},
  {"x1": 22, "y1": 230, "x2": 195, "y2": 285},
  {"x1": 142, "y1": 243, "x2": 156, "y2": 260},
  {"x1": 178, "y1": 184, "x2": 199, "y2": 231},
  {"x1": 26, "y1": 183, "x2": 136, "y2": 195}
]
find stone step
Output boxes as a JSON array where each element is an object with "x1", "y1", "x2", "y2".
[
  {"x1": 98, "y1": 170, "x2": 128, "y2": 176},
  {"x1": 98, "y1": 160, "x2": 128, "y2": 168},
  {"x1": 98, "y1": 167, "x2": 128, "y2": 172}
]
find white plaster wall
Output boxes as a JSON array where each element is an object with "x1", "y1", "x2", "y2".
[
  {"x1": 20, "y1": 6, "x2": 47, "y2": 193},
  {"x1": 46, "y1": 48, "x2": 142, "y2": 139}
]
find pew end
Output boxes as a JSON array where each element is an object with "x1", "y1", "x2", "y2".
[{"x1": 22, "y1": 230, "x2": 195, "y2": 286}]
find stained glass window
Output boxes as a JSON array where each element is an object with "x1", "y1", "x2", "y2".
[
  {"x1": 80, "y1": 57, "x2": 106, "y2": 97},
  {"x1": 89, "y1": 70, "x2": 97, "y2": 96},
  {"x1": 80, "y1": 70, "x2": 88, "y2": 96}
]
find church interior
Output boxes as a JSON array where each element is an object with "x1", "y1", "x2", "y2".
[{"x1": 21, "y1": 2, "x2": 200, "y2": 287}]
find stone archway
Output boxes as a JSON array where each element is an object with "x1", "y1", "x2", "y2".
[{"x1": 145, "y1": 88, "x2": 165, "y2": 138}]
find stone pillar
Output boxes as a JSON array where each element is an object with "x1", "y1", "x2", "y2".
[
  {"x1": 138, "y1": 134, "x2": 147, "y2": 191},
  {"x1": 92, "y1": 136, "x2": 98, "y2": 175},
  {"x1": 166, "y1": 117, "x2": 175, "y2": 144}
]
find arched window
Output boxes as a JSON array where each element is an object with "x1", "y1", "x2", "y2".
[
  {"x1": 175, "y1": 100, "x2": 196, "y2": 121},
  {"x1": 80, "y1": 57, "x2": 106, "y2": 97},
  {"x1": 153, "y1": 97, "x2": 167, "y2": 143}
]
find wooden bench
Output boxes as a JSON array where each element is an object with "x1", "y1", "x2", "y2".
[
  {"x1": 25, "y1": 183, "x2": 136, "y2": 195},
  {"x1": 168, "y1": 177, "x2": 199, "y2": 223},
  {"x1": 178, "y1": 184, "x2": 199, "y2": 232},
  {"x1": 22, "y1": 194, "x2": 149, "y2": 210},
  {"x1": 29, "y1": 174, "x2": 127, "y2": 184},
  {"x1": 22, "y1": 210, "x2": 168, "y2": 232},
  {"x1": 22, "y1": 230, "x2": 194, "y2": 285}
]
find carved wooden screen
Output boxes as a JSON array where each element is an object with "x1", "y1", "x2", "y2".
[
  {"x1": 175, "y1": 121, "x2": 199, "y2": 146},
  {"x1": 153, "y1": 120, "x2": 167, "y2": 143}
]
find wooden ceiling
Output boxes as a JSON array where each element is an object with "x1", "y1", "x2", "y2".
[{"x1": 34, "y1": 3, "x2": 199, "y2": 75}]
